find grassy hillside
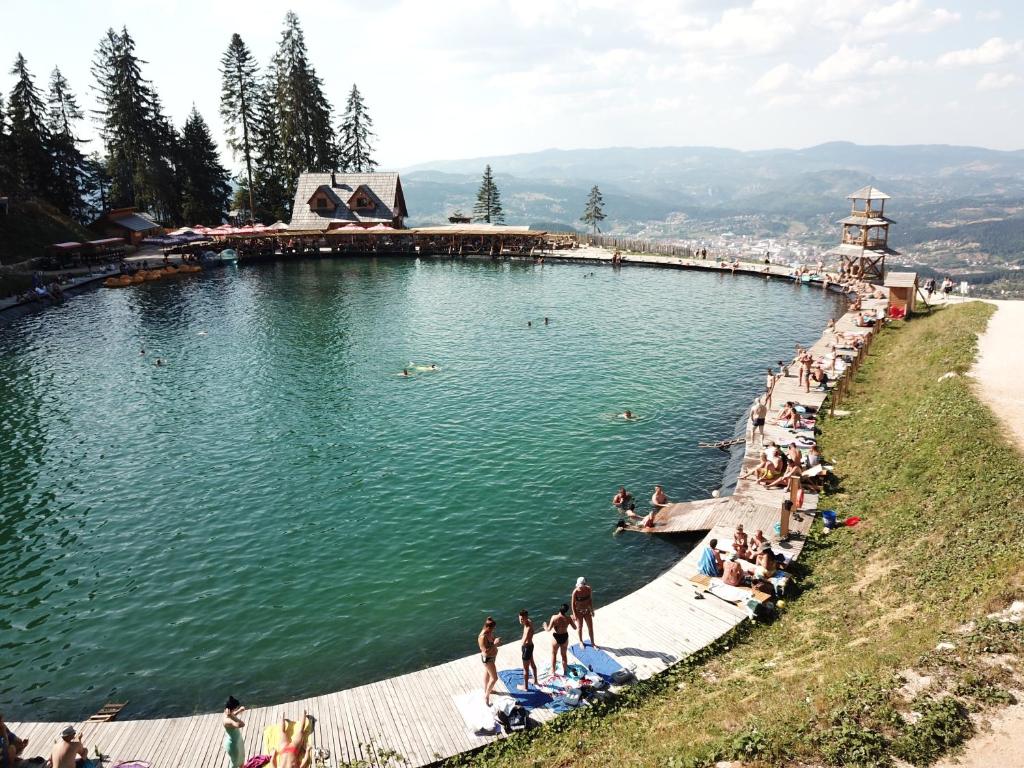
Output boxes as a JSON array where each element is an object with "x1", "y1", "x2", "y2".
[
  {"x1": 447, "y1": 302, "x2": 1024, "y2": 768},
  {"x1": 0, "y1": 198, "x2": 92, "y2": 266}
]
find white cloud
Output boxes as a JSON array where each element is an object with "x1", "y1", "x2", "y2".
[
  {"x1": 977, "y1": 72, "x2": 1021, "y2": 91},
  {"x1": 808, "y1": 44, "x2": 886, "y2": 83},
  {"x1": 861, "y1": 0, "x2": 959, "y2": 37},
  {"x1": 976, "y1": 9, "x2": 1003, "y2": 22},
  {"x1": 938, "y1": 37, "x2": 1024, "y2": 68},
  {"x1": 752, "y1": 62, "x2": 796, "y2": 93}
]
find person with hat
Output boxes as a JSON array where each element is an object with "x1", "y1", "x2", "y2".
[
  {"x1": 571, "y1": 577, "x2": 596, "y2": 648},
  {"x1": 50, "y1": 726, "x2": 89, "y2": 768}
]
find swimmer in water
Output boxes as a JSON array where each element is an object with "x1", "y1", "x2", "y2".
[
  {"x1": 198, "y1": 330, "x2": 208, "y2": 336},
  {"x1": 620, "y1": 410, "x2": 635, "y2": 420},
  {"x1": 139, "y1": 349, "x2": 146, "y2": 355},
  {"x1": 154, "y1": 358, "x2": 165, "y2": 367},
  {"x1": 401, "y1": 369, "x2": 410, "y2": 377},
  {"x1": 527, "y1": 320, "x2": 532, "y2": 327},
  {"x1": 544, "y1": 317, "x2": 549, "y2": 325}
]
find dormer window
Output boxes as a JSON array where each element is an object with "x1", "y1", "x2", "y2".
[
  {"x1": 354, "y1": 195, "x2": 372, "y2": 209},
  {"x1": 316, "y1": 197, "x2": 329, "y2": 210}
]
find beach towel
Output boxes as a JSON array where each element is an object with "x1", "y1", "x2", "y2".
[
  {"x1": 241, "y1": 759, "x2": 270, "y2": 768},
  {"x1": 569, "y1": 642, "x2": 625, "y2": 682},
  {"x1": 497, "y1": 669, "x2": 553, "y2": 709},
  {"x1": 263, "y1": 716, "x2": 313, "y2": 767},
  {"x1": 452, "y1": 691, "x2": 500, "y2": 736},
  {"x1": 113, "y1": 763, "x2": 152, "y2": 768},
  {"x1": 697, "y1": 546, "x2": 719, "y2": 577}
]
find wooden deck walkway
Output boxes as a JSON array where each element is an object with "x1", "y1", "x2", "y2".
[{"x1": 8, "y1": 255, "x2": 887, "y2": 768}]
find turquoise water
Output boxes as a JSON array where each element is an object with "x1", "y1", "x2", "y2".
[{"x1": 0, "y1": 258, "x2": 842, "y2": 719}]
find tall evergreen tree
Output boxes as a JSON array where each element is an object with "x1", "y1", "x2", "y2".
[
  {"x1": 473, "y1": 164, "x2": 504, "y2": 224},
  {"x1": 91, "y1": 27, "x2": 179, "y2": 220},
  {"x1": 269, "y1": 11, "x2": 335, "y2": 193},
  {"x1": 337, "y1": 83, "x2": 377, "y2": 173},
  {"x1": 178, "y1": 107, "x2": 230, "y2": 225},
  {"x1": 250, "y1": 76, "x2": 290, "y2": 221},
  {"x1": 580, "y1": 185, "x2": 606, "y2": 234},
  {"x1": 0, "y1": 92, "x2": 11, "y2": 195},
  {"x1": 220, "y1": 33, "x2": 260, "y2": 220},
  {"x1": 46, "y1": 68, "x2": 88, "y2": 220},
  {"x1": 7, "y1": 53, "x2": 51, "y2": 198},
  {"x1": 80, "y1": 151, "x2": 111, "y2": 219}
]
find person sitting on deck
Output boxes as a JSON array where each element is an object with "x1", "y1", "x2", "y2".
[
  {"x1": 722, "y1": 553, "x2": 746, "y2": 587},
  {"x1": 777, "y1": 402, "x2": 800, "y2": 429},
  {"x1": 733, "y1": 525, "x2": 750, "y2": 560},
  {"x1": 651, "y1": 485, "x2": 669, "y2": 508},
  {"x1": 768, "y1": 456, "x2": 801, "y2": 491},
  {"x1": 612, "y1": 487, "x2": 633, "y2": 509},
  {"x1": 697, "y1": 538, "x2": 724, "y2": 577},
  {"x1": 50, "y1": 726, "x2": 91, "y2": 768},
  {"x1": 755, "y1": 544, "x2": 778, "y2": 580},
  {"x1": 757, "y1": 449, "x2": 785, "y2": 487},
  {"x1": 277, "y1": 712, "x2": 314, "y2": 768},
  {"x1": 810, "y1": 365, "x2": 829, "y2": 391},
  {"x1": 0, "y1": 713, "x2": 28, "y2": 768},
  {"x1": 749, "y1": 529, "x2": 768, "y2": 557}
]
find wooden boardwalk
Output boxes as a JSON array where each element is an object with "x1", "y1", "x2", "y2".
[{"x1": 8, "y1": 254, "x2": 887, "y2": 768}]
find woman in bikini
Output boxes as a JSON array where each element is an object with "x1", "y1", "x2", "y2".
[
  {"x1": 478, "y1": 617, "x2": 501, "y2": 706},
  {"x1": 543, "y1": 604, "x2": 576, "y2": 677},
  {"x1": 571, "y1": 577, "x2": 596, "y2": 648},
  {"x1": 278, "y1": 711, "x2": 313, "y2": 768}
]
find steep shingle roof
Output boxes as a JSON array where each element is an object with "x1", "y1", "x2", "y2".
[{"x1": 289, "y1": 172, "x2": 407, "y2": 230}]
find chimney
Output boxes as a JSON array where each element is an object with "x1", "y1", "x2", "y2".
[{"x1": 330, "y1": 171, "x2": 336, "y2": 187}]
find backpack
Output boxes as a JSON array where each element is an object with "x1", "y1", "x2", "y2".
[{"x1": 506, "y1": 703, "x2": 528, "y2": 732}]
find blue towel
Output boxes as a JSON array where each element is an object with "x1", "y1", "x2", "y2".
[
  {"x1": 497, "y1": 668, "x2": 553, "y2": 709},
  {"x1": 570, "y1": 642, "x2": 624, "y2": 682},
  {"x1": 697, "y1": 546, "x2": 719, "y2": 577}
]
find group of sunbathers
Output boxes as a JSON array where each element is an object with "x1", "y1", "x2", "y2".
[{"x1": 699, "y1": 531, "x2": 787, "y2": 596}]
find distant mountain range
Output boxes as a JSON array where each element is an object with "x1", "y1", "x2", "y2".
[{"x1": 399, "y1": 142, "x2": 1024, "y2": 269}]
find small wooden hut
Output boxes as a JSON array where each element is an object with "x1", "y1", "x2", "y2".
[{"x1": 884, "y1": 271, "x2": 918, "y2": 317}]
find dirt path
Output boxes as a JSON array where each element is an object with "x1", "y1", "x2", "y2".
[
  {"x1": 935, "y1": 299, "x2": 1024, "y2": 767},
  {"x1": 969, "y1": 300, "x2": 1024, "y2": 455}
]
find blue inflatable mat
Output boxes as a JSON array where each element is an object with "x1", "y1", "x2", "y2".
[
  {"x1": 497, "y1": 668, "x2": 553, "y2": 709},
  {"x1": 569, "y1": 642, "x2": 624, "y2": 681}
]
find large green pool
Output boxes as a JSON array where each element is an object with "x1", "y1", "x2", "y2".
[{"x1": 0, "y1": 257, "x2": 842, "y2": 719}]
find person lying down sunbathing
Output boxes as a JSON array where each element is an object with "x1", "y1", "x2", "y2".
[{"x1": 277, "y1": 711, "x2": 314, "y2": 768}]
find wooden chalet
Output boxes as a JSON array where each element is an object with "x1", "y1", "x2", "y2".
[
  {"x1": 90, "y1": 208, "x2": 162, "y2": 245},
  {"x1": 289, "y1": 171, "x2": 408, "y2": 231}
]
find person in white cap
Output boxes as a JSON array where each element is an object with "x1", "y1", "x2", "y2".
[
  {"x1": 571, "y1": 577, "x2": 597, "y2": 648},
  {"x1": 50, "y1": 725, "x2": 89, "y2": 768}
]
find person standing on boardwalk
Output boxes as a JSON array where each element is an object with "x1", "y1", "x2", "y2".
[
  {"x1": 765, "y1": 368, "x2": 777, "y2": 408},
  {"x1": 543, "y1": 604, "x2": 576, "y2": 676},
  {"x1": 478, "y1": 617, "x2": 501, "y2": 706},
  {"x1": 750, "y1": 398, "x2": 767, "y2": 443},
  {"x1": 800, "y1": 350, "x2": 814, "y2": 394},
  {"x1": 223, "y1": 696, "x2": 246, "y2": 768},
  {"x1": 571, "y1": 577, "x2": 597, "y2": 648},
  {"x1": 518, "y1": 610, "x2": 538, "y2": 691}
]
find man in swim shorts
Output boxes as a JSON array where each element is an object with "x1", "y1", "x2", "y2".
[
  {"x1": 518, "y1": 610, "x2": 538, "y2": 691},
  {"x1": 543, "y1": 604, "x2": 576, "y2": 677},
  {"x1": 50, "y1": 726, "x2": 89, "y2": 768},
  {"x1": 750, "y1": 398, "x2": 767, "y2": 443}
]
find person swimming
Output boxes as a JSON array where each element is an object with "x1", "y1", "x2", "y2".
[
  {"x1": 619, "y1": 410, "x2": 635, "y2": 420},
  {"x1": 401, "y1": 368, "x2": 410, "y2": 377}
]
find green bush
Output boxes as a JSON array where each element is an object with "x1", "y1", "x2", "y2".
[{"x1": 892, "y1": 697, "x2": 973, "y2": 766}]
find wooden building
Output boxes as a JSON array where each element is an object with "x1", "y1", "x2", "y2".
[
  {"x1": 289, "y1": 172, "x2": 408, "y2": 231},
  {"x1": 884, "y1": 271, "x2": 918, "y2": 317},
  {"x1": 825, "y1": 186, "x2": 899, "y2": 282},
  {"x1": 90, "y1": 208, "x2": 162, "y2": 246}
]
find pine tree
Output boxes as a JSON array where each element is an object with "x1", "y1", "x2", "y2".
[
  {"x1": 91, "y1": 27, "x2": 179, "y2": 220},
  {"x1": 46, "y1": 68, "x2": 89, "y2": 220},
  {"x1": 250, "y1": 75, "x2": 290, "y2": 221},
  {"x1": 7, "y1": 53, "x2": 51, "y2": 198},
  {"x1": 337, "y1": 83, "x2": 377, "y2": 173},
  {"x1": 269, "y1": 11, "x2": 335, "y2": 195},
  {"x1": 0, "y1": 92, "x2": 11, "y2": 195},
  {"x1": 580, "y1": 185, "x2": 606, "y2": 234},
  {"x1": 473, "y1": 165, "x2": 504, "y2": 224},
  {"x1": 178, "y1": 107, "x2": 230, "y2": 225},
  {"x1": 220, "y1": 33, "x2": 260, "y2": 220},
  {"x1": 80, "y1": 151, "x2": 111, "y2": 219}
]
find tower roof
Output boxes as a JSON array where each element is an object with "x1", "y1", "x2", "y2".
[{"x1": 848, "y1": 186, "x2": 890, "y2": 201}]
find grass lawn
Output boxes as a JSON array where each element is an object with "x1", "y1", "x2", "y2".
[{"x1": 444, "y1": 302, "x2": 1024, "y2": 768}]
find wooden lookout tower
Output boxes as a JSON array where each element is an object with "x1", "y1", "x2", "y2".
[{"x1": 825, "y1": 186, "x2": 898, "y2": 282}]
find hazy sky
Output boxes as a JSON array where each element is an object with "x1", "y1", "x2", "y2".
[{"x1": 1, "y1": 0, "x2": 1021, "y2": 173}]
